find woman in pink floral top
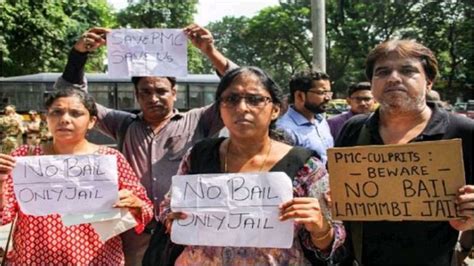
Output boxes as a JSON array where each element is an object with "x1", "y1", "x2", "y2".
[
  {"x1": 160, "y1": 67, "x2": 345, "y2": 265},
  {"x1": 0, "y1": 88, "x2": 153, "y2": 265}
]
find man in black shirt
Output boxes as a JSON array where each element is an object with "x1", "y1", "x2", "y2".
[{"x1": 336, "y1": 39, "x2": 473, "y2": 265}]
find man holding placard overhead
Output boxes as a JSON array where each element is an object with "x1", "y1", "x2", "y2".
[
  {"x1": 334, "y1": 40, "x2": 473, "y2": 265},
  {"x1": 54, "y1": 24, "x2": 231, "y2": 265}
]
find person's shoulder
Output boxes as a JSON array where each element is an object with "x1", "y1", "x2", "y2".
[
  {"x1": 335, "y1": 113, "x2": 371, "y2": 147},
  {"x1": 11, "y1": 145, "x2": 29, "y2": 156},
  {"x1": 192, "y1": 137, "x2": 225, "y2": 150},
  {"x1": 98, "y1": 145, "x2": 121, "y2": 155},
  {"x1": 343, "y1": 113, "x2": 370, "y2": 128},
  {"x1": 276, "y1": 110, "x2": 296, "y2": 127},
  {"x1": 288, "y1": 145, "x2": 317, "y2": 161},
  {"x1": 327, "y1": 112, "x2": 345, "y2": 122},
  {"x1": 447, "y1": 112, "x2": 474, "y2": 130},
  {"x1": 178, "y1": 104, "x2": 214, "y2": 119}
]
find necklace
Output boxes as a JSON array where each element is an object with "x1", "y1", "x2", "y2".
[{"x1": 224, "y1": 139, "x2": 273, "y2": 173}]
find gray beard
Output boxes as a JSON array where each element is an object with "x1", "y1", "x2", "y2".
[{"x1": 379, "y1": 93, "x2": 425, "y2": 113}]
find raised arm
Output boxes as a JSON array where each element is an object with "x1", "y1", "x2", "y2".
[
  {"x1": 55, "y1": 27, "x2": 135, "y2": 142},
  {"x1": 184, "y1": 23, "x2": 237, "y2": 76}
]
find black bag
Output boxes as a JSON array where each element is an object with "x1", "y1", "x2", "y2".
[{"x1": 142, "y1": 221, "x2": 184, "y2": 266}]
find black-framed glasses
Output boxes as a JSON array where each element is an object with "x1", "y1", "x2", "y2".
[
  {"x1": 219, "y1": 94, "x2": 273, "y2": 108},
  {"x1": 307, "y1": 90, "x2": 333, "y2": 97}
]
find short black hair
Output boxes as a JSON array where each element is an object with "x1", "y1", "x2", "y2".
[
  {"x1": 289, "y1": 70, "x2": 330, "y2": 103},
  {"x1": 347, "y1": 82, "x2": 371, "y2": 97},
  {"x1": 45, "y1": 88, "x2": 98, "y2": 117},
  {"x1": 131, "y1": 76, "x2": 177, "y2": 92}
]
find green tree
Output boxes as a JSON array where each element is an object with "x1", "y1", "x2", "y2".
[
  {"x1": 0, "y1": 0, "x2": 115, "y2": 76},
  {"x1": 412, "y1": 1, "x2": 474, "y2": 101},
  {"x1": 205, "y1": 16, "x2": 252, "y2": 73},
  {"x1": 117, "y1": 0, "x2": 197, "y2": 28},
  {"x1": 325, "y1": 0, "x2": 422, "y2": 94},
  {"x1": 203, "y1": 0, "x2": 472, "y2": 101},
  {"x1": 207, "y1": 4, "x2": 311, "y2": 90},
  {"x1": 245, "y1": 5, "x2": 312, "y2": 88}
]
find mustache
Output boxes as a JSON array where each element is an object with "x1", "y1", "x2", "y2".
[{"x1": 384, "y1": 85, "x2": 406, "y2": 92}]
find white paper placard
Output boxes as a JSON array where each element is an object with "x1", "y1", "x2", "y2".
[
  {"x1": 107, "y1": 28, "x2": 187, "y2": 77},
  {"x1": 170, "y1": 172, "x2": 294, "y2": 248},
  {"x1": 12, "y1": 154, "x2": 118, "y2": 216}
]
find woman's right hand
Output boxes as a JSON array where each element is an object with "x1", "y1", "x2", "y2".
[
  {"x1": 165, "y1": 211, "x2": 187, "y2": 234},
  {"x1": 0, "y1": 153, "x2": 15, "y2": 179},
  {"x1": 74, "y1": 27, "x2": 110, "y2": 53}
]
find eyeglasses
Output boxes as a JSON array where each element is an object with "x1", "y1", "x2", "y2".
[
  {"x1": 350, "y1": 96, "x2": 373, "y2": 102},
  {"x1": 307, "y1": 90, "x2": 333, "y2": 97},
  {"x1": 219, "y1": 94, "x2": 272, "y2": 108}
]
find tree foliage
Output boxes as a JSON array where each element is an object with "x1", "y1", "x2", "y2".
[
  {"x1": 0, "y1": 0, "x2": 115, "y2": 76},
  {"x1": 205, "y1": 0, "x2": 473, "y2": 101},
  {"x1": 1, "y1": 0, "x2": 472, "y2": 101},
  {"x1": 117, "y1": 0, "x2": 197, "y2": 28}
]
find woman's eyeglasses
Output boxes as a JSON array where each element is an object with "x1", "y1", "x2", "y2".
[{"x1": 219, "y1": 94, "x2": 273, "y2": 108}]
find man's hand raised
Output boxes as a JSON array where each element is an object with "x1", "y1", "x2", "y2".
[{"x1": 74, "y1": 27, "x2": 110, "y2": 53}]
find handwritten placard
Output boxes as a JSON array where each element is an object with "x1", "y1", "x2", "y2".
[
  {"x1": 12, "y1": 154, "x2": 119, "y2": 216},
  {"x1": 328, "y1": 139, "x2": 465, "y2": 221},
  {"x1": 170, "y1": 172, "x2": 294, "y2": 248},
  {"x1": 107, "y1": 28, "x2": 187, "y2": 77}
]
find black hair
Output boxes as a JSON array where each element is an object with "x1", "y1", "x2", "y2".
[
  {"x1": 44, "y1": 88, "x2": 98, "y2": 117},
  {"x1": 131, "y1": 76, "x2": 177, "y2": 92},
  {"x1": 289, "y1": 70, "x2": 330, "y2": 103},
  {"x1": 347, "y1": 81, "x2": 371, "y2": 97},
  {"x1": 215, "y1": 66, "x2": 285, "y2": 139},
  {"x1": 215, "y1": 67, "x2": 283, "y2": 104}
]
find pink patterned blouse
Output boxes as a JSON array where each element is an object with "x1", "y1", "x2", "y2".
[
  {"x1": 160, "y1": 149, "x2": 346, "y2": 265},
  {"x1": 0, "y1": 145, "x2": 153, "y2": 265}
]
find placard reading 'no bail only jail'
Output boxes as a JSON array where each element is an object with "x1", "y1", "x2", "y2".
[
  {"x1": 328, "y1": 139, "x2": 465, "y2": 221},
  {"x1": 170, "y1": 172, "x2": 294, "y2": 248},
  {"x1": 12, "y1": 154, "x2": 119, "y2": 217}
]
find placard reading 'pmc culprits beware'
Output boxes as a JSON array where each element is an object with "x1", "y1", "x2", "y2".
[{"x1": 328, "y1": 139, "x2": 465, "y2": 221}]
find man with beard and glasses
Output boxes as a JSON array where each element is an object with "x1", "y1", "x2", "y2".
[
  {"x1": 54, "y1": 24, "x2": 233, "y2": 266},
  {"x1": 276, "y1": 70, "x2": 334, "y2": 164},
  {"x1": 336, "y1": 39, "x2": 473, "y2": 265}
]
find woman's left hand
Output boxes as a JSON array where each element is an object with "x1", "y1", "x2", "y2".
[
  {"x1": 450, "y1": 185, "x2": 474, "y2": 231},
  {"x1": 114, "y1": 189, "x2": 144, "y2": 217},
  {"x1": 279, "y1": 197, "x2": 333, "y2": 247}
]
